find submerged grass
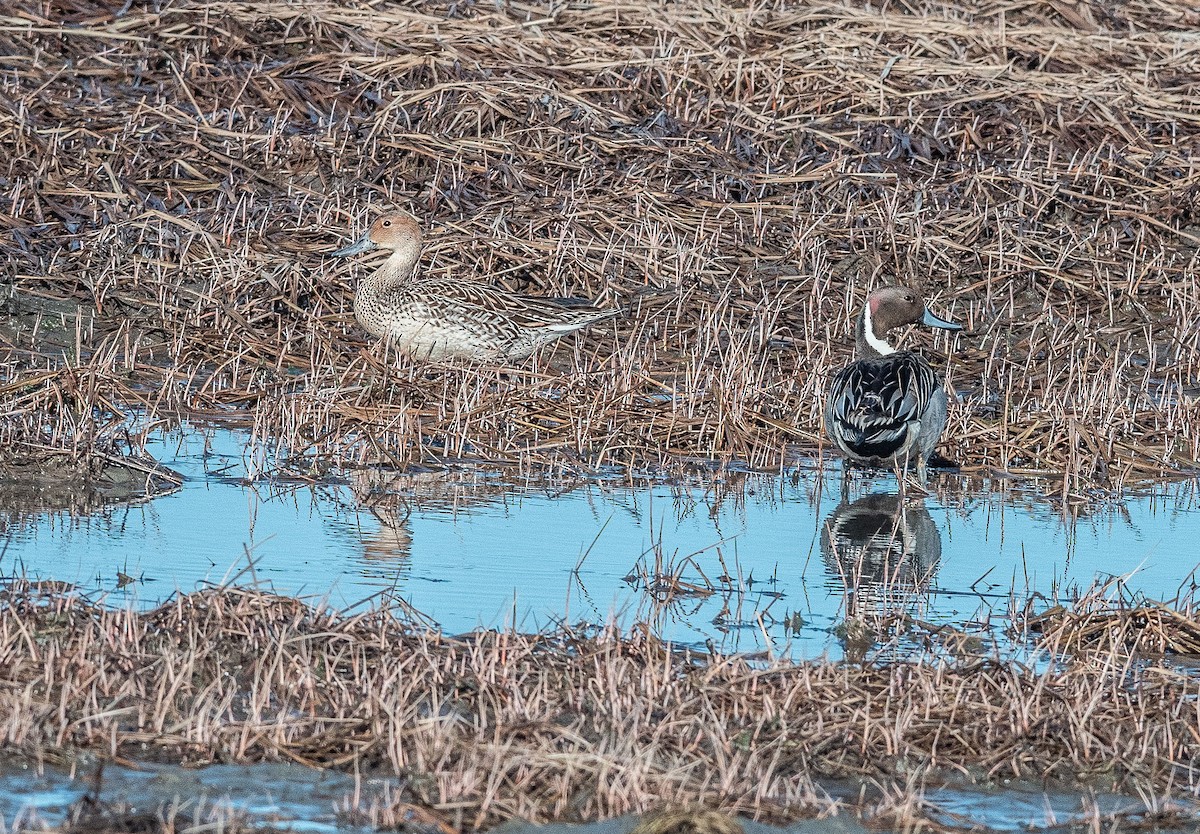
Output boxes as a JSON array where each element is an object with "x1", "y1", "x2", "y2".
[
  {"x1": 3, "y1": 583, "x2": 1200, "y2": 830},
  {"x1": 1, "y1": 0, "x2": 1198, "y2": 490}
]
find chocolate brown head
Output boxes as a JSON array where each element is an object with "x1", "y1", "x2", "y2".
[{"x1": 858, "y1": 286, "x2": 961, "y2": 357}]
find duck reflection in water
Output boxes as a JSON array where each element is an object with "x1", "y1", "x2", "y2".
[
  {"x1": 820, "y1": 491, "x2": 942, "y2": 654},
  {"x1": 359, "y1": 501, "x2": 414, "y2": 563},
  {"x1": 350, "y1": 468, "x2": 517, "y2": 564}
]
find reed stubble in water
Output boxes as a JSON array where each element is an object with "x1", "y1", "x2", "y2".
[
  {"x1": 0, "y1": 0, "x2": 1198, "y2": 492},
  {"x1": 2, "y1": 583, "x2": 1199, "y2": 830}
]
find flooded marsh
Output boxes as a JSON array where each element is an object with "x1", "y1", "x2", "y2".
[
  {"x1": 4, "y1": 424, "x2": 1200, "y2": 832},
  {"x1": 4, "y1": 426, "x2": 1200, "y2": 660},
  {"x1": 3, "y1": 568, "x2": 1200, "y2": 832},
  {"x1": 4, "y1": 0, "x2": 1200, "y2": 829}
]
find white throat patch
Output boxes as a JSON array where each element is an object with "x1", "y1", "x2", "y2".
[{"x1": 863, "y1": 302, "x2": 895, "y2": 355}]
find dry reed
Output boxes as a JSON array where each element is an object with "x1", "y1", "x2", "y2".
[
  {"x1": 0, "y1": 0, "x2": 1197, "y2": 490},
  {"x1": 3, "y1": 582, "x2": 1200, "y2": 830},
  {"x1": 1023, "y1": 582, "x2": 1200, "y2": 657}
]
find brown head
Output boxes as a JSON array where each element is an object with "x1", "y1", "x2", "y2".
[
  {"x1": 332, "y1": 211, "x2": 423, "y2": 258},
  {"x1": 857, "y1": 285, "x2": 961, "y2": 358}
]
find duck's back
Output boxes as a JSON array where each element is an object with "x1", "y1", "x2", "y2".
[
  {"x1": 354, "y1": 277, "x2": 616, "y2": 361},
  {"x1": 826, "y1": 351, "x2": 944, "y2": 461}
]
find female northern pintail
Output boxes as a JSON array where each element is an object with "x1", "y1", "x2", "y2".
[
  {"x1": 825, "y1": 286, "x2": 962, "y2": 487},
  {"x1": 333, "y1": 211, "x2": 619, "y2": 362}
]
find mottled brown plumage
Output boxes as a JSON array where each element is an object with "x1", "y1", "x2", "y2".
[{"x1": 333, "y1": 211, "x2": 619, "y2": 362}]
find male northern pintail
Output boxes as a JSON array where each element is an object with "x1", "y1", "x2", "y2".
[
  {"x1": 333, "y1": 211, "x2": 619, "y2": 362},
  {"x1": 824, "y1": 286, "x2": 962, "y2": 487},
  {"x1": 820, "y1": 491, "x2": 941, "y2": 590}
]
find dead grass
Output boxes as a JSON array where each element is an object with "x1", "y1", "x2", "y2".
[
  {"x1": 3, "y1": 583, "x2": 1200, "y2": 830},
  {"x1": 0, "y1": 361, "x2": 184, "y2": 527},
  {"x1": 0, "y1": 0, "x2": 1198, "y2": 489},
  {"x1": 1022, "y1": 581, "x2": 1200, "y2": 657}
]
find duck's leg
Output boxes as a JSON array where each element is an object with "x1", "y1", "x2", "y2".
[
  {"x1": 840, "y1": 457, "x2": 851, "y2": 502},
  {"x1": 903, "y1": 453, "x2": 932, "y2": 501}
]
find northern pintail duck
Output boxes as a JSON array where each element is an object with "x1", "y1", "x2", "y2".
[
  {"x1": 820, "y1": 491, "x2": 941, "y2": 592},
  {"x1": 333, "y1": 211, "x2": 619, "y2": 362},
  {"x1": 825, "y1": 286, "x2": 962, "y2": 486}
]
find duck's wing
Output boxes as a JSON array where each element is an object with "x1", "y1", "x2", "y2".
[
  {"x1": 413, "y1": 280, "x2": 619, "y2": 332},
  {"x1": 516, "y1": 294, "x2": 621, "y2": 332},
  {"x1": 828, "y1": 353, "x2": 940, "y2": 458}
]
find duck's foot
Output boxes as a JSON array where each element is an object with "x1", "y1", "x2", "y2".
[{"x1": 901, "y1": 479, "x2": 932, "y2": 502}]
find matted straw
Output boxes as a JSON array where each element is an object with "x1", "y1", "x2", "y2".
[{"x1": 0, "y1": 0, "x2": 1197, "y2": 492}]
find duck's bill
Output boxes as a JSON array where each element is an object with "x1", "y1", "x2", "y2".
[
  {"x1": 922, "y1": 308, "x2": 963, "y2": 331},
  {"x1": 331, "y1": 235, "x2": 377, "y2": 257}
]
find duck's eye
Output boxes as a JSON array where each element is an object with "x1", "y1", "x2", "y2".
[{"x1": 381, "y1": 219, "x2": 392, "y2": 228}]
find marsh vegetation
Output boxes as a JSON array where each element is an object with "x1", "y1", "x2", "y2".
[
  {"x1": 3, "y1": 0, "x2": 1198, "y2": 491},
  {"x1": 3, "y1": 0, "x2": 1200, "y2": 829}
]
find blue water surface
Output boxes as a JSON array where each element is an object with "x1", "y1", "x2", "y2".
[{"x1": 2, "y1": 426, "x2": 1198, "y2": 658}]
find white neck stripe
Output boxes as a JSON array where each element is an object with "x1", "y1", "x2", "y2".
[{"x1": 863, "y1": 302, "x2": 895, "y2": 355}]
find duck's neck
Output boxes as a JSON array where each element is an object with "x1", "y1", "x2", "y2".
[
  {"x1": 368, "y1": 248, "x2": 421, "y2": 290},
  {"x1": 855, "y1": 304, "x2": 895, "y2": 358}
]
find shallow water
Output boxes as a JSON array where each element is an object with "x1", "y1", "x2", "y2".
[
  {"x1": 3, "y1": 428, "x2": 1200, "y2": 833},
  {"x1": 1, "y1": 425, "x2": 1198, "y2": 659},
  {"x1": 0, "y1": 758, "x2": 1171, "y2": 834},
  {"x1": 0, "y1": 760, "x2": 372, "y2": 833}
]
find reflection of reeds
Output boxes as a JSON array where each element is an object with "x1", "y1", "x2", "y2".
[
  {"x1": 0, "y1": 365, "x2": 184, "y2": 523},
  {"x1": 1, "y1": 0, "x2": 1198, "y2": 491},
  {"x1": 3, "y1": 583, "x2": 1200, "y2": 828}
]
